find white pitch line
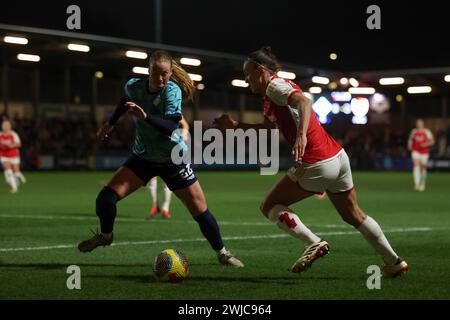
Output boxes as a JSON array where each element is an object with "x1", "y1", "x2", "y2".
[
  {"x1": 0, "y1": 227, "x2": 433, "y2": 253},
  {"x1": 0, "y1": 214, "x2": 348, "y2": 228}
]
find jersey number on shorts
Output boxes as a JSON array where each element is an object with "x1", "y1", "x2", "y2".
[{"x1": 179, "y1": 164, "x2": 194, "y2": 180}]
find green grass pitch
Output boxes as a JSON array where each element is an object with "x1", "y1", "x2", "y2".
[{"x1": 0, "y1": 171, "x2": 449, "y2": 300}]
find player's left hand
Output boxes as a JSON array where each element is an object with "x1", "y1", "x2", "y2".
[
  {"x1": 212, "y1": 114, "x2": 238, "y2": 131},
  {"x1": 125, "y1": 102, "x2": 147, "y2": 119},
  {"x1": 292, "y1": 134, "x2": 307, "y2": 162}
]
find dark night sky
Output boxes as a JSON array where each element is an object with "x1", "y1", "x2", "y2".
[{"x1": 1, "y1": 0, "x2": 449, "y2": 71}]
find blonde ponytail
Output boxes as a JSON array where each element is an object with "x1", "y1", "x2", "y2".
[{"x1": 170, "y1": 60, "x2": 196, "y2": 102}]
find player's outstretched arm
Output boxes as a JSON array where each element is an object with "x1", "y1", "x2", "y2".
[
  {"x1": 97, "y1": 122, "x2": 114, "y2": 140},
  {"x1": 97, "y1": 96, "x2": 129, "y2": 140},
  {"x1": 125, "y1": 102, "x2": 180, "y2": 135},
  {"x1": 108, "y1": 96, "x2": 129, "y2": 125},
  {"x1": 213, "y1": 114, "x2": 275, "y2": 131}
]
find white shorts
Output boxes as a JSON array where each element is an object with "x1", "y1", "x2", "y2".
[
  {"x1": 1, "y1": 157, "x2": 20, "y2": 165},
  {"x1": 411, "y1": 151, "x2": 429, "y2": 166},
  {"x1": 287, "y1": 149, "x2": 354, "y2": 194}
]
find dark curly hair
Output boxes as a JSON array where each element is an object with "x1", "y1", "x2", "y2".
[{"x1": 247, "y1": 46, "x2": 282, "y2": 73}]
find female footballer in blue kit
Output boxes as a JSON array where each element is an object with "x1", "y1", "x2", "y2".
[{"x1": 78, "y1": 50, "x2": 243, "y2": 268}]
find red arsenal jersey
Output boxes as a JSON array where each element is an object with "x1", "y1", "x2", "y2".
[
  {"x1": 409, "y1": 129, "x2": 433, "y2": 154},
  {"x1": 264, "y1": 76, "x2": 342, "y2": 163},
  {"x1": 0, "y1": 131, "x2": 21, "y2": 158}
]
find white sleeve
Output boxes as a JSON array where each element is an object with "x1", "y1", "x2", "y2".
[
  {"x1": 12, "y1": 131, "x2": 21, "y2": 144},
  {"x1": 425, "y1": 129, "x2": 433, "y2": 140},
  {"x1": 266, "y1": 78, "x2": 300, "y2": 106}
]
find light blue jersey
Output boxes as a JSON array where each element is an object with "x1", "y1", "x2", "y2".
[{"x1": 124, "y1": 78, "x2": 187, "y2": 163}]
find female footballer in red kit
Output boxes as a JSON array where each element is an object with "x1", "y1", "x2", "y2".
[{"x1": 214, "y1": 47, "x2": 408, "y2": 277}]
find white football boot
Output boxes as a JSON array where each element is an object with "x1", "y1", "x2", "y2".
[
  {"x1": 382, "y1": 258, "x2": 409, "y2": 278},
  {"x1": 290, "y1": 240, "x2": 330, "y2": 273},
  {"x1": 218, "y1": 250, "x2": 244, "y2": 268}
]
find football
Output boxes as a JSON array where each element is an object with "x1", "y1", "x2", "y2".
[{"x1": 153, "y1": 249, "x2": 189, "y2": 282}]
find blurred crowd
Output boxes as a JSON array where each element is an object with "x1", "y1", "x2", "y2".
[
  {"x1": 1, "y1": 114, "x2": 135, "y2": 169},
  {"x1": 332, "y1": 125, "x2": 449, "y2": 169},
  {"x1": 1, "y1": 113, "x2": 449, "y2": 170}
]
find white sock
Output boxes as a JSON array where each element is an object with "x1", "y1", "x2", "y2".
[
  {"x1": 420, "y1": 169, "x2": 427, "y2": 187},
  {"x1": 147, "y1": 178, "x2": 158, "y2": 206},
  {"x1": 5, "y1": 169, "x2": 18, "y2": 191},
  {"x1": 14, "y1": 173, "x2": 21, "y2": 186},
  {"x1": 162, "y1": 184, "x2": 172, "y2": 211},
  {"x1": 217, "y1": 247, "x2": 227, "y2": 255},
  {"x1": 15, "y1": 172, "x2": 26, "y2": 184},
  {"x1": 357, "y1": 216, "x2": 398, "y2": 265},
  {"x1": 268, "y1": 205, "x2": 321, "y2": 246},
  {"x1": 413, "y1": 166, "x2": 421, "y2": 187}
]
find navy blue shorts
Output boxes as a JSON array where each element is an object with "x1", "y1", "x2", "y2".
[{"x1": 122, "y1": 155, "x2": 198, "y2": 191}]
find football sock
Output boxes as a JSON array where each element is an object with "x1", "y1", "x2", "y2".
[
  {"x1": 96, "y1": 186, "x2": 121, "y2": 234},
  {"x1": 357, "y1": 216, "x2": 398, "y2": 265},
  {"x1": 14, "y1": 174, "x2": 20, "y2": 186},
  {"x1": 15, "y1": 172, "x2": 26, "y2": 184},
  {"x1": 413, "y1": 165, "x2": 421, "y2": 187},
  {"x1": 148, "y1": 178, "x2": 158, "y2": 206},
  {"x1": 194, "y1": 209, "x2": 224, "y2": 251},
  {"x1": 101, "y1": 232, "x2": 113, "y2": 240},
  {"x1": 5, "y1": 169, "x2": 18, "y2": 191},
  {"x1": 162, "y1": 184, "x2": 172, "y2": 211},
  {"x1": 420, "y1": 169, "x2": 427, "y2": 187},
  {"x1": 268, "y1": 205, "x2": 321, "y2": 246}
]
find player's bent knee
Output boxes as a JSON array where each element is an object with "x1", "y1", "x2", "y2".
[
  {"x1": 260, "y1": 201, "x2": 285, "y2": 222},
  {"x1": 341, "y1": 214, "x2": 359, "y2": 227},
  {"x1": 259, "y1": 199, "x2": 272, "y2": 218},
  {"x1": 193, "y1": 201, "x2": 207, "y2": 215},
  {"x1": 340, "y1": 207, "x2": 365, "y2": 227},
  {"x1": 2, "y1": 163, "x2": 12, "y2": 170},
  {"x1": 357, "y1": 210, "x2": 368, "y2": 225},
  {"x1": 185, "y1": 197, "x2": 207, "y2": 216}
]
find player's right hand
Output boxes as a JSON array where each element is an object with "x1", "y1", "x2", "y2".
[
  {"x1": 97, "y1": 122, "x2": 114, "y2": 140},
  {"x1": 212, "y1": 114, "x2": 238, "y2": 131},
  {"x1": 292, "y1": 134, "x2": 307, "y2": 162},
  {"x1": 125, "y1": 102, "x2": 147, "y2": 119}
]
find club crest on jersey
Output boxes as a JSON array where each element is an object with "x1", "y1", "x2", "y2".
[{"x1": 153, "y1": 96, "x2": 161, "y2": 106}]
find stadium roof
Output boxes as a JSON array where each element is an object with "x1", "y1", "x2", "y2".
[
  {"x1": 1, "y1": 0, "x2": 449, "y2": 71},
  {"x1": 1, "y1": 23, "x2": 449, "y2": 97}
]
